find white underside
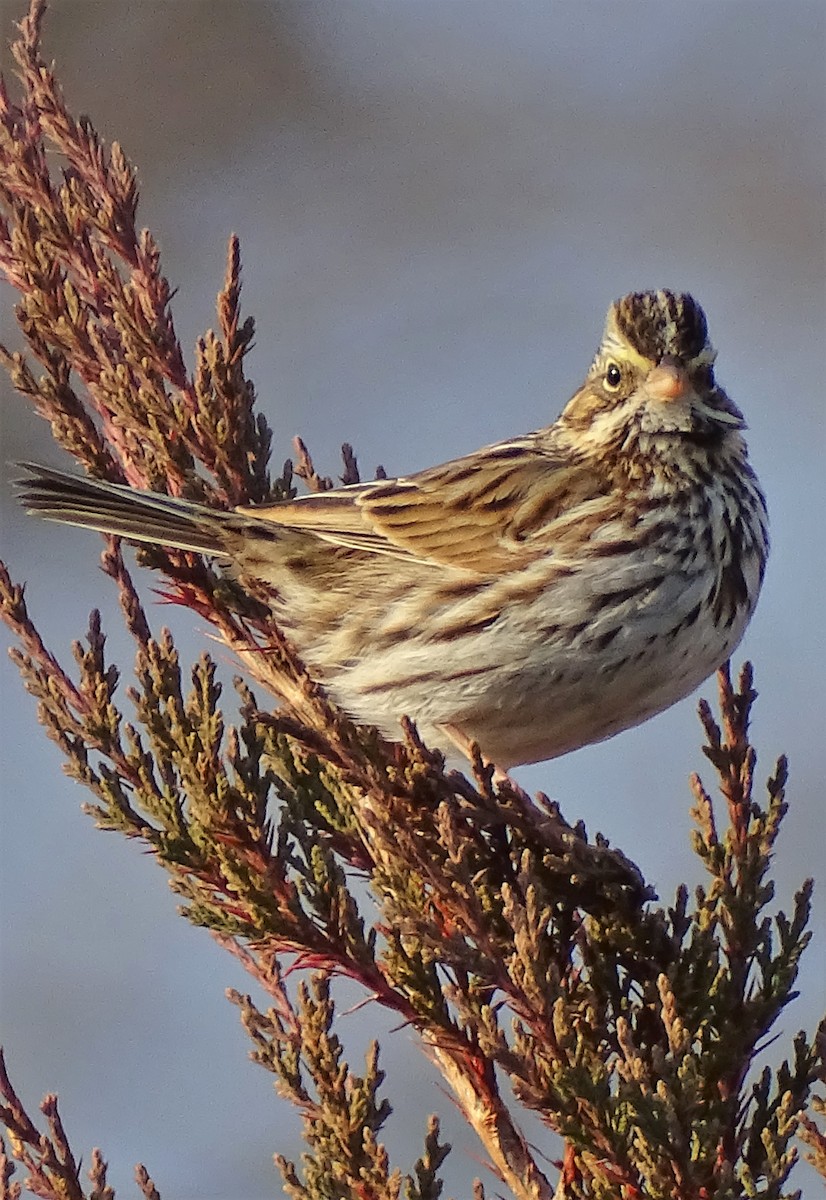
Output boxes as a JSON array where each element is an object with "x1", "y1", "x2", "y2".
[{"x1": 285, "y1": 507, "x2": 765, "y2": 768}]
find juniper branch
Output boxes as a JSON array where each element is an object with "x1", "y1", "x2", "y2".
[{"x1": 0, "y1": 4, "x2": 821, "y2": 1199}]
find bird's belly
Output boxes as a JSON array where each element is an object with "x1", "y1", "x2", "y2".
[
  {"x1": 467, "y1": 613, "x2": 739, "y2": 768},
  {"x1": 293, "y1": 542, "x2": 763, "y2": 769}
]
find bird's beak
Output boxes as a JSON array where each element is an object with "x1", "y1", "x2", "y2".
[{"x1": 645, "y1": 355, "x2": 691, "y2": 402}]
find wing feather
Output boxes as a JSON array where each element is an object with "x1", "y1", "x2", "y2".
[{"x1": 237, "y1": 440, "x2": 604, "y2": 574}]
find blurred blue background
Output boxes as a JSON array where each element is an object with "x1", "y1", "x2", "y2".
[{"x1": 1, "y1": 3, "x2": 824, "y2": 1196}]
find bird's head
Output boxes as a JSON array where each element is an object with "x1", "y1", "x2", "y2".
[{"x1": 560, "y1": 291, "x2": 747, "y2": 471}]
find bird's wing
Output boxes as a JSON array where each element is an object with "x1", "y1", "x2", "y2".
[{"x1": 237, "y1": 440, "x2": 605, "y2": 574}]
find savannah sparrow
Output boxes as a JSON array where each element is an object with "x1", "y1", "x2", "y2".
[{"x1": 19, "y1": 291, "x2": 768, "y2": 769}]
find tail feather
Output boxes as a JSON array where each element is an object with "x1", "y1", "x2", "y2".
[{"x1": 16, "y1": 463, "x2": 226, "y2": 556}]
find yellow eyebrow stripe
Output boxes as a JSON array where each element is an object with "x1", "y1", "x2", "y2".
[
  {"x1": 617, "y1": 345, "x2": 653, "y2": 373},
  {"x1": 599, "y1": 337, "x2": 653, "y2": 374}
]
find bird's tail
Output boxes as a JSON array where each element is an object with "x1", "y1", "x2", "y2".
[{"x1": 16, "y1": 463, "x2": 226, "y2": 556}]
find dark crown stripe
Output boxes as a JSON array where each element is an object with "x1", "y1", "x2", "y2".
[{"x1": 613, "y1": 290, "x2": 709, "y2": 362}]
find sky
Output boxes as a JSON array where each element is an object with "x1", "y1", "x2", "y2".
[{"x1": 1, "y1": 3, "x2": 824, "y2": 1197}]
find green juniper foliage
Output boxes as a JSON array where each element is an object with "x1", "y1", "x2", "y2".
[{"x1": 0, "y1": 4, "x2": 823, "y2": 1198}]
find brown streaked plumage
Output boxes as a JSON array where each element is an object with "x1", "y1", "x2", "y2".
[{"x1": 18, "y1": 290, "x2": 769, "y2": 769}]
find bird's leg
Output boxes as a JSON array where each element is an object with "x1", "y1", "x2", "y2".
[{"x1": 440, "y1": 723, "x2": 511, "y2": 786}]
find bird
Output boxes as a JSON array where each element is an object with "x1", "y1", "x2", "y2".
[{"x1": 18, "y1": 290, "x2": 769, "y2": 770}]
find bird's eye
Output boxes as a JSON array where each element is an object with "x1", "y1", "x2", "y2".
[{"x1": 604, "y1": 362, "x2": 623, "y2": 391}]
